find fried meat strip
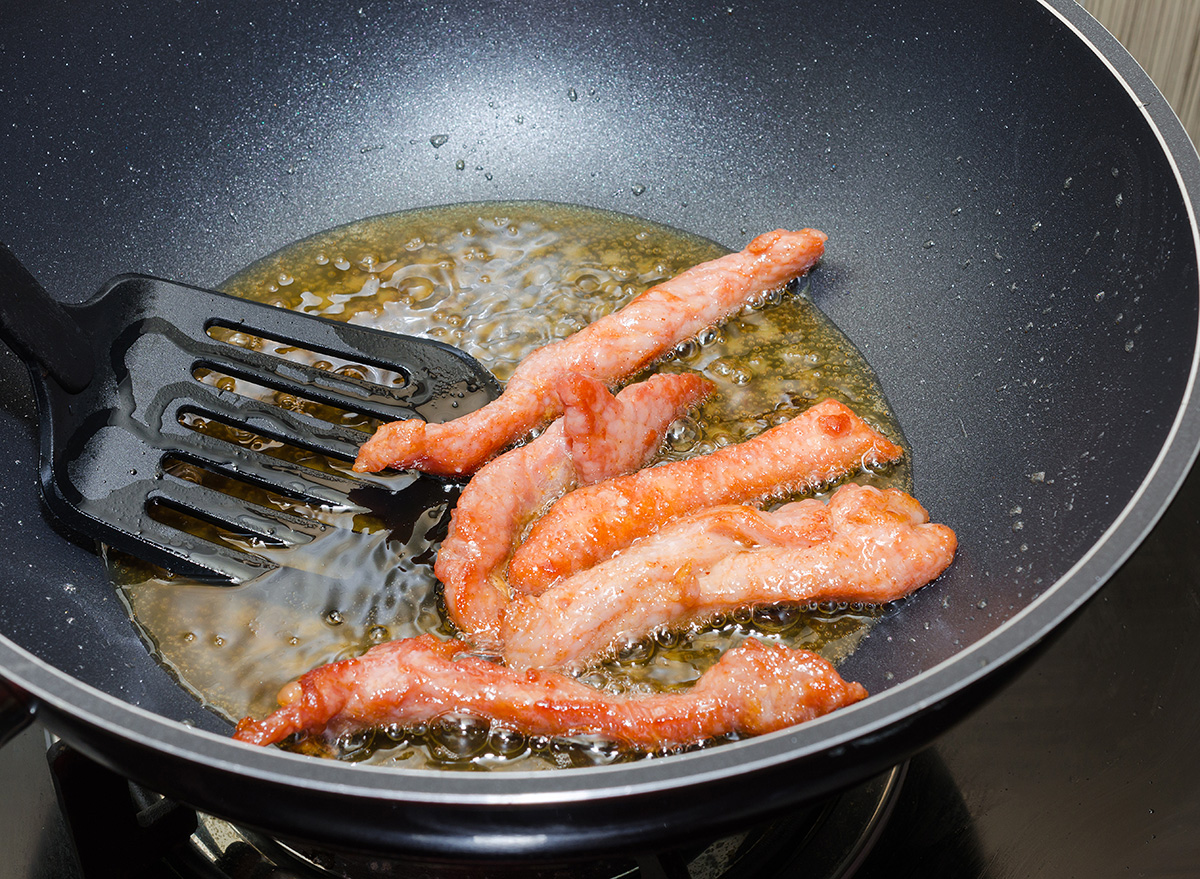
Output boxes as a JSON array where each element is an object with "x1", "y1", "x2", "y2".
[
  {"x1": 435, "y1": 371, "x2": 712, "y2": 644},
  {"x1": 503, "y1": 484, "x2": 956, "y2": 671},
  {"x1": 507, "y1": 398, "x2": 905, "y2": 595},
  {"x1": 353, "y1": 228, "x2": 827, "y2": 477},
  {"x1": 232, "y1": 634, "x2": 866, "y2": 750}
]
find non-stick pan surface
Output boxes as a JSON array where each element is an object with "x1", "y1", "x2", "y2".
[{"x1": 1, "y1": 0, "x2": 1198, "y2": 859}]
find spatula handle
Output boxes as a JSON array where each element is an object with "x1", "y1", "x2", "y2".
[{"x1": 0, "y1": 242, "x2": 93, "y2": 393}]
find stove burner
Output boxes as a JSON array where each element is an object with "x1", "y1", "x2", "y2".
[{"x1": 92, "y1": 751, "x2": 903, "y2": 879}]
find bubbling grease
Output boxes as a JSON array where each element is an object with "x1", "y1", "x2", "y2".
[{"x1": 111, "y1": 201, "x2": 908, "y2": 770}]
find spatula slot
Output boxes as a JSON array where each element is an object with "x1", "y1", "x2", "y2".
[
  {"x1": 206, "y1": 323, "x2": 412, "y2": 390},
  {"x1": 147, "y1": 473, "x2": 324, "y2": 550},
  {"x1": 175, "y1": 407, "x2": 392, "y2": 489},
  {"x1": 167, "y1": 407, "x2": 414, "y2": 509},
  {"x1": 190, "y1": 366, "x2": 381, "y2": 436},
  {"x1": 141, "y1": 498, "x2": 280, "y2": 581},
  {"x1": 160, "y1": 456, "x2": 337, "y2": 525},
  {"x1": 141, "y1": 454, "x2": 429, "y2": 585},
  {"x1": 165, "y1": 424, "x2": 367, "y2": 510},
  {"x1": 190, "y1": 347, "x2": 427, "y2": 427},
  {"x1": 173, "y1": 383, "x2": 382, "y2": 466}
]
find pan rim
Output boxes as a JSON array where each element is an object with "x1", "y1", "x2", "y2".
[{"x1": 2, "y1": 0, "x2": 1200, "y2": 815}]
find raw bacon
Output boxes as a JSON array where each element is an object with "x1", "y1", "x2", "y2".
[
  {"x1": 507, "y1": 398, "x2": 905, "y2": 595},
  {"x1": 435, "y1": 371, "x2": 712, "y2": 644},
  {"x1": 232, "y1": 634, "x2": 867, "y2": 751},
  {"x1": 502, "y1": 484, "x2": 956, "y2": 671},
  {"x1": 353, "y1": 228, "x2": 827, "y2": 477}
]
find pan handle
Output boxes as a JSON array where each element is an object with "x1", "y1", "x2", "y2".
[
  {"x1": 0, "y1": 677, "x2": 35, "y2": 750},
  {"x1": 0, "y1": 242, "x2": 93, "y2": 393}
]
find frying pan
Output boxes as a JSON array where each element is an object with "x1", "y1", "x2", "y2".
[{"x1": 1, "y1": 0, "x2": 1198, "y2": 862}]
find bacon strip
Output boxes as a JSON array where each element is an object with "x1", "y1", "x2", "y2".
[
  {"x1": 435, "y1": 371, "x2": 712, "y2": 644},
  {"x1": 353, "y1": 229, "x2": 827, "y2": 477},
  {"x1": 507, "y1": 398, "x2": 905, "y2": 596},
  {"x1": 232, "y1": 634, "x2": 867, "y2": 750},
  {"x1": 503, "y1": 484, "x2": 956, "y2": 671}
]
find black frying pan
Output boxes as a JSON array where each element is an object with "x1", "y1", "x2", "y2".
[{"x1": 1, "y1": 0, "x2": 1198, "y2": 861}]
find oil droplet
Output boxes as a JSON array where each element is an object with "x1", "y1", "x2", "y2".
[
  {"x1": 455, "y1": 159, "x2": 465, "y2": 171},
  {"x1": 567, "y1": 88, "x2": 578, "y2": 101},
  {"x1": 430, "y1": 134, "x2": 449, "y2": 148},
  {"x1": 631, "y1": 183, "x2": 646, "y2": 196}
]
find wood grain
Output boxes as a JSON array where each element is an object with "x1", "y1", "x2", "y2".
[{"x1": 1082, "y1": 0, "x2": 1200, "y2": 143}]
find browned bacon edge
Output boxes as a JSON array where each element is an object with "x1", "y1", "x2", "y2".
[{"x1": 232, "y1": 634, "x2": 867, "y2": 751}]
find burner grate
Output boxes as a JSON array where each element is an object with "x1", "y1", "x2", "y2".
[{"x1": 49, "y1": 740, "x2": 904, "y2": 879}]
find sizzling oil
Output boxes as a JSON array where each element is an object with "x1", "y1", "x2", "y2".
[{"x1": 111, "y1": 201, "x2": 909, "y2": 771}]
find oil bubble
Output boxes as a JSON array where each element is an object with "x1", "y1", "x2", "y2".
[
  {"x1": 489, "y1": 727, "x2": 528, "y2": 757},
  {"x1": 430, "y1": 715, "x2": 490, "y2": 759}
]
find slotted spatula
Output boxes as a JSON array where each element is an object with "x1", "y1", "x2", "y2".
[{"x1": 0, "y1": 243, "x2": 500, "y2": 584}]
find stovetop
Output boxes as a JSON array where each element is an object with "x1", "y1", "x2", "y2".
[{"x1": 5, "y1": 457, "x2": 1200, "y2": 878}]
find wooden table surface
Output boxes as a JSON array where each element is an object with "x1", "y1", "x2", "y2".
[{"x1": 1083, "y1": 0, "x2": 1200, "y2": 144}]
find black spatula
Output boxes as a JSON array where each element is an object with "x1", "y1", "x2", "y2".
[{"x1": 0, "y1": 243, "x2": 500, "y2": 584}]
